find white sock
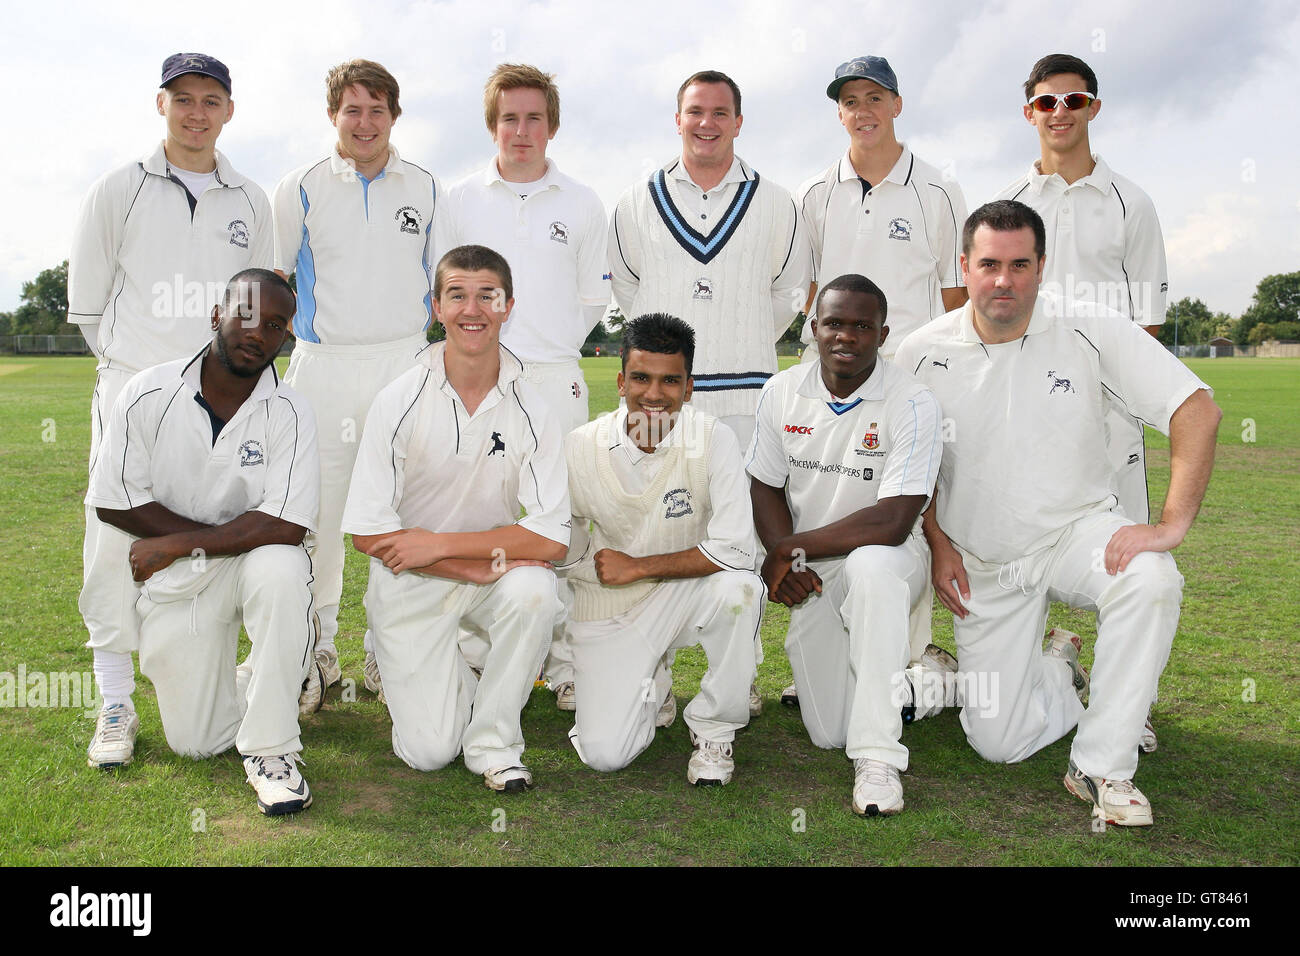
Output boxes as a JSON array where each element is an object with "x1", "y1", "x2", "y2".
[{"x1": 93, "y1": 649, "x2": 135, "y2": 711}]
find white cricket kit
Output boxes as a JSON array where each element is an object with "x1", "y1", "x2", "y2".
[
  {"x1": 747, "y1": 359, "x2": 942, "y2": 768},
  {"x1": 797, "y1": 147, "x2": 967, "y2": 358},
  {"x1": 69, "y1": 141, "x2": 274, "y2": 661},
  {"x1": 435, "y1": 158, "x2": 610, "y2": 433},
  {"x1": 894, "y1": 295, "x2": 1208, "y2": 780},
  {"x1": 560, "y1": 407, "x2": 760, "y2": 770},
  {"x1": 272, "y1": 146, "x2": 439, "y2": 645},
  {"x1": 342, "y1": 343, "x2": 570, "y2": 774},
  {"x1": 608, "y1": 157, "x2": 811, "y2": 436},
  {"x1": 85, "y1": 352, "x2": 319, "y2": 758},
  {"x1": 995, "y1": 154, "x2": 1170, "y2": 521}
]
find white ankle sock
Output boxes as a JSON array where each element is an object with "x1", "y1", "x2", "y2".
[{"x1": 93, "y1": 650, "x2": 135, "y2": 711}]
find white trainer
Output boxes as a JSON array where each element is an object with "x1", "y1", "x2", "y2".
[
  {"x1": 1065, "y1": 761, "x2": 1153, "y2": 827},
  {"x1": 852, "y1": 758, "x2": 904, "y2": 816},
  {"x1": 316, "y1": 645, "x2": 342, "y2": 688},
  {"x1": 87, "y1": 703, "x2": 139, "y2": 769},
  {"x1": 780, "y1": 683, "x2": 799, "y2": 708},
  {"x1": 362, "y1": 650, "x2": 384, "y2": 704},
  {"x1": 244, "y1": 754, "x2": 312, "y2": 816},
  {"x1": 687, "y1": 731, "x2": 734, "y2": 787},
  {"x1": 1139, "y1": 712, "x2": 1158, "y2": 754},
  {"x1": 1044, "y1": 628, "x2": 1089, "y2": 702},
  {"x1": 655, "y1": 691, "x2": 677, "y2": 729},
  {"x1": 749, "y1": 682, "x2": 763, "y2": 717},
  {"x1": 553, "y1": 681, "x2": 576, "y2": 712},
  {"x1": 484, "y1": 765, "x2": 534, "y2": 793}
]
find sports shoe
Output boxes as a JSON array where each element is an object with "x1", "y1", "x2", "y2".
[
  {"x1": 362, "y1": 649, "x2": 384, "y2": 704},
  {"x1": 243, "y1": 754, "x2": 312, "y2": 816},
  {"x1": 749, "y1": 682, "x2": 763, "y2": 717},
  {"x1": 298, "y1": 657, "x2": 325, "y2": 715},
  {"x1": 87, "y1": 703, "x2": 139, "y2": 769},
  {"x1": 655, "y1": 691, "x2": 677, "y2": 729},
  {"x1": 922, "y1": 643, "x2": 958, "y2": 674},
  {"x1": 852, "y1": 758, "x2": 904, "y2": 817},
  {"x1": 687, "y1": 731, "x2": 734, "y2": 786},
  {"x1": 1064, "y1": 760, "x2": 1153, "y2": 826},
  {"x1": 316, "y1": 645, "x2": 342, "y2": 688},
  {"x1": 553, "y1": 681, "x2": 576, "y2": 712},
  {"x1": 1045, "y1": 628, "x2": 1089, "y2": 702},
  {"x1": 781, "y1": 683, "x2": 799, "y2": 708},
  {"x1": 1139, "y1": 713, "x2": 1158, "y2": 754},
  {"x1": 484, "y1": 765, "x2": 534, "y2": 793}
]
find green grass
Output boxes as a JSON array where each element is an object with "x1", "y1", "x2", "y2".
[{"x1": 1, "y1": 355, "x2": 1297, "y2": 866}]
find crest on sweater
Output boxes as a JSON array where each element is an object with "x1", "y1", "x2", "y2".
[
  {"x1": 663, "y1": 487, "x2": 694, "y2": 518},
  {"x1": 648, "y1": 168, "x2": 760, "y2": 264},
  {"x1": 692, "y1": 277, "x2": 713, "y2": 300}
]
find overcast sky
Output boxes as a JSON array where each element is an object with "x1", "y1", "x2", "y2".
[{"x1": 3, "y1": 0, "x2": 1297, "y2": 318}]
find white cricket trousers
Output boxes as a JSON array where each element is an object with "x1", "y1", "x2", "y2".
[
  {"x1": 953, "y1": 511, "x2": 1182, "y2": 781},
  {"x1": 366, "y1": 563, "x2": 561, "y2": 774},
  {"x1": 135, "y1": 544, "x2": 314, "y2": 758},
  {"x1": 567, "y1": 571, "x2": 762, "y2": 772},
  {"x1": 786, "y1": 536, "x2": 930, "y2": 770},
  {"x1": 283, "y1": 335, "x2": 426, "y2": 648}
]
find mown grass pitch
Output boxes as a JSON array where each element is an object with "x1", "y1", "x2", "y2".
[{"x1": 0, "y1": 355, "x2": 1296, "y2": 865}]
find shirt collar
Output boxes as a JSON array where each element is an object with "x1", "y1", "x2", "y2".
[
  {"x1": 178, "y1": 345, "x2": 281, "y2": 401},
  {"x1": 419, "y1": 340, "x2": 524, "y2": 391},
  {"x1": 835, "y1": 143, "x2": 914, "y2": 187},
  {"x1": 142, "y1": 142, "x2": 244, "y2": 187},
  {"x1": 1028, "y1": 152, "x2": 1112, "y2": 194},
  {"x1": 329, "y1": 143, "x2": 403, "y2": 180},
  {"x1": 613, "y1": 404, "x2": 690, "y2": 461},
  {"x1": 960, "y1": 293, "x2": 1057, "y2": 343},
  {"x1": 794, "y1": 354, "x2": 887, "y2": 403},
  {"x1": 667, "y1": 155, "x2": 752, "y2": 190},
  {"x1": 482, "y1": 157, "x2": 561, "y2": 190}
]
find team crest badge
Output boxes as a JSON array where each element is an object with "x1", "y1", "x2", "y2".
[
  {"x1": 227, "y1": 219, "x2": 249, "y2": 249},
  {"x1": 888, "y1": 217, "x2": 912, "y2": 241},
  {"x1": 395, "y1": 206, "x2": 422, "y2": 235},
  {"x1": 549, "y1": 221, "x2": 569, "y2": 244},
  {"x1": 692, "y1": 277, "x2": 713, "y2": 300},
  {"x1": 239, "y1": 440, "x2": 264, "y2": 467},
  {"x1": 663, "y1": 488, "x2": 694, "y2": 518},
  {"x1": 862, "y1": 423, "x2": 879, "y2": 450},
  {"x1": 1047, "y1": 370, "x2": 1075, "y2": 394}
]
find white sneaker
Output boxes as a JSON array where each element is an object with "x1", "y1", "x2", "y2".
[
  {"x1": 1044, "y1": 628, "x2": 1089, "y2": 702},
  {"x1": 298, "y1": 657, "x2": 325, "y2": 716},
  {"x1": 362, "y1": 650, "x2": 384, "y2": 704},
  {"x1": 483, "y1": 765, "x2": 534, "y2": 793},
  {"x1": 316, "y1": 645, "x2": 342, "y2": 688},
  {"x1": 687, "y1": 731, "x2": 734, "y2": 787},
  {"x1": 1064, "y1": 761, "x2": 1153, "y2": 827},
  {"x1": 852, "y1": 758, "x2": 904, "y2": 816},
  {"x1": 553, "y1": 681, "x2": 576, "y2": 712},
  {"x1": 244, "y1": 754, "x2": 312, "y2": 816},
  {"x1": 780, "y1": 683, "x2": 799, "y2": 708},
  {"x1": 87, "y1": 703, "x2": 139, "y2": 769},
  {"x1": 655, "y1": 691, "x2": 677, "y2": 729},
  {"x1": 749, "y1": 682, "x2": 763, "y2": 717},
  {"x1": 1139, "y1": 713, "x2": 1158, "y2": 754}
]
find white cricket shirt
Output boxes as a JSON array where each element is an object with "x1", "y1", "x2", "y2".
[
  {"x1": 68, "y1": 142, "x2": 274, "y2": 374},
  {"x1": 746, "y1": 357, "x2": 942, "y2": 534},
  {"x1": 341, "y1": 343, "x2": 570, "y2": 547},
  {"x1": 86, "y1": 349, "x2": 320, "y2": 532},
  {"x1": 893, "y1": 293, "x2": 1208, "y2": 563},
  {"x1": 273, "y1": 146, "x2": 438, "y2": 346},
  {"x1": 994, "y1": 154, "x2": 1168, "y2": 325},
  {"x1": 434, "y1": 159, "x2": 610, "y2": 363},
  {"x1": 797, "y1": 146, "x2": 967, "y2": 355}
]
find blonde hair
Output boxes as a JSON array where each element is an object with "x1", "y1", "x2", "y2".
[
  {"x1": 483, "y1": 63, "x2": 560, "y2": 133},
  {"x1": 326, "y1": 59, "x2": 401, "y2": 119}
]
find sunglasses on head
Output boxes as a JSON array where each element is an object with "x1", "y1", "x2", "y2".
[{"x1": 1028, "y1": 91, "x2": 1096, "y2": 112}]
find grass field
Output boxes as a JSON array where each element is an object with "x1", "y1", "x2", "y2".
[{"x1": 1, "y1": 355, "x2": 1297, "y2": 866}]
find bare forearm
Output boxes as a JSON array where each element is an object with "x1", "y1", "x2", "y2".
[
  {"x1": 163, "y1": 512, "x2": 306, "y2": 558},
  {"x1": 750, "y1": 479, "x2": 794, "y2": 553},
  {"x1": 431, "y1": 525, "x2": 567, "y2": 563},
  {"x1": 98, "y1": 501, "x2": 209, "y2": 538},
  {"x1": 773, "y1": 495, "x2": 924, "y2": 562},
  {"x1": 1159, "y1": 389, "x2": 1222, "y2": 539},
  {"x1": 627, "y1": 548, "x2": 720, "y2": 581},
  {"x1": 941, "y1": 287, "x2": 969, "y2": 312}
]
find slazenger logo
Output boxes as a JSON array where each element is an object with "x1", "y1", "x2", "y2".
[
  {"x1": 239, "y1": 440, "x2": 264, "y2": 467},
  {"x1": 395, "y1": 206, "x2": 422, "y2": 235},
  {"x1": 784, "y1": 424, "x2": 814, "y2": 434},
  {"x1": 50, "y1": 885, "x2": 152, "y2": 936},
  {"x1": 227, "y1": 219, "x2": 249, "y2": 249}
]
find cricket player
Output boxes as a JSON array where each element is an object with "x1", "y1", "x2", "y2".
[
  {"x1": 894, "y1": 201, "x2": 1221, "y2": 826},
  {"x1": 86, "y1": 270, "x2": 320, "y2": 816},
  {"x1": 273, "y1": 59, "x2": 439, "y2": 708},
  {"x1": 560, "y1": 314, "x2": 760, "y2": 785},
  {"x1": 71, "y1": 53, "x2": 274, "y2": 770},
  {"x1": 785, "y1": 54, "x2": 969, "y2": 710},
  {"x1": 994, "y1": 54, "x2": 1171, "y2": 750},
  {"x1": 433, "y1": 62, "x2": 610, "y2": 714},
  {"x1": 748, "y1": 274, "x2": 951, "y2": 816},
  {"x1": 341, "y1": 245, "x2": 569, "y2": 792}
]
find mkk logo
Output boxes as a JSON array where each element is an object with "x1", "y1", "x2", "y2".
[
  {"x1": 784, "y1": 424, "x2": 814, "y2": 435},
  {"x1": 239, "y1": 440, "x2": 264, "y2": 467},
  {"x1": 663, "y1": 488, "x2": 694, "y2": 518}
]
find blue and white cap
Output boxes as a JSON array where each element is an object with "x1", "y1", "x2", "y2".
[
  {"x1": 160, "y1": 53, "x2": 232, "y2": 94},
  {"x1": 827, "y1": 56, "x2": 898, "y2": 100}
]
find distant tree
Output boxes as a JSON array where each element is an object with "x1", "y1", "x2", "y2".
[
  {"x1": 1160, "y1": 297, "x2": 1221, "y2": 346},
  {"x1": 5, "y1": 261, "x2": 71, "y2": 336},
  {"x1": 584, "y1": 321, "x2": 608, "y2": 346},
  {"x1": 780, "y1": 311, "x2": 806, "y2": 344},
  {"x1": 1247, "y1": 320, "x2": 1300, "y2": 345},
  {"x1": 604, "y1": 306, "x2": 625, "y2": 333},
  {"x1": 1236, "y1": 272, "x2": 1300, "y2": 345}
]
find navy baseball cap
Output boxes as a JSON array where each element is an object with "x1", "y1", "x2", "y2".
[
  {"x1": 827, "y1": 56, "x2": 898, "y2": 100},
  {"x1": 160, "y1": 53, "x2": 232, "y2": 94}
]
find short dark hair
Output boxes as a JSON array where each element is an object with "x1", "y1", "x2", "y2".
[
  {"x1": 222, "y1": 268, "x2": 295, "y2": 308},
  {"x1": 622, "y1": 313, "x2": 696, "y2": 376},
  {"x1": 433, "y1": 245, "x2": 513, "y2": 302},
  {"x1": 815, "y1": 273, "x2": 888, "y2": 324},
  {"x1": 1023, "y1": 54, "x2": 1098, "y2": 100},
  {"x1": 962, "y1": 200, "x2": 1047, "y2": 261},
  {"x1": 326, "y1": 58, "x2": 402, "y2": 119},
  {"x1": 676, "y1": 70, "x2": 741, "y2": 115}
]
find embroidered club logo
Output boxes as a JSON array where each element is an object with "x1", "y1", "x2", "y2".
[
  {"x1": 663, "y1": 487, "x2": 694, "y2": 518},
  {"x1": 692, "y1": 277, "x2": 713, "y2": 300},
  {"x1": 549, "y1": 221, "x2": 569, "y2": 244},
  {"x1": 571, "y1": 381, "x2": 582, "y2": 399},
  {"x1": 889, "y1": 217, "x2": 912, "y2": 241},
  {"x1": 227, "y1": 219, "x2": 249, "y2": 249},
  {"x1": 488, "y1": 431, "x2": 506, "y2": 456},
  {"x1": 395, "y1": 206, "x2": 422, "y2": 235},
  {"x1": 862, "y1": 423, "x2": 879, "y2": 449},
  {"x1": 239, "y1": 440, "x2": 264, "y2": 467},
  {"x1": 1047, "y1": 370, "x2": 1075, "y2": 394}
]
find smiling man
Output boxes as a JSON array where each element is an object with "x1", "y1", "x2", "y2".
[
  {"x1": 748, "y1": 274, "x2": 947, "y2": 816},
  {"x1": 70, "y1": 53, "x2": 274, "y2": 772},
  {"x1": 272, "y1": 59, "x2": 440, "y2": 709},
  {"x1": 894, "y1": 201, "x2": 1221, "y2": 827},
  {"x1": 86, "y1": 269, "x2": 320, "y2": 816},
  {"x1": 341, "y1": 245, "x2": 569, "y2": 793},
  {"x1": 559, "y1": 314, "x2": 760, "y2": 785}
]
